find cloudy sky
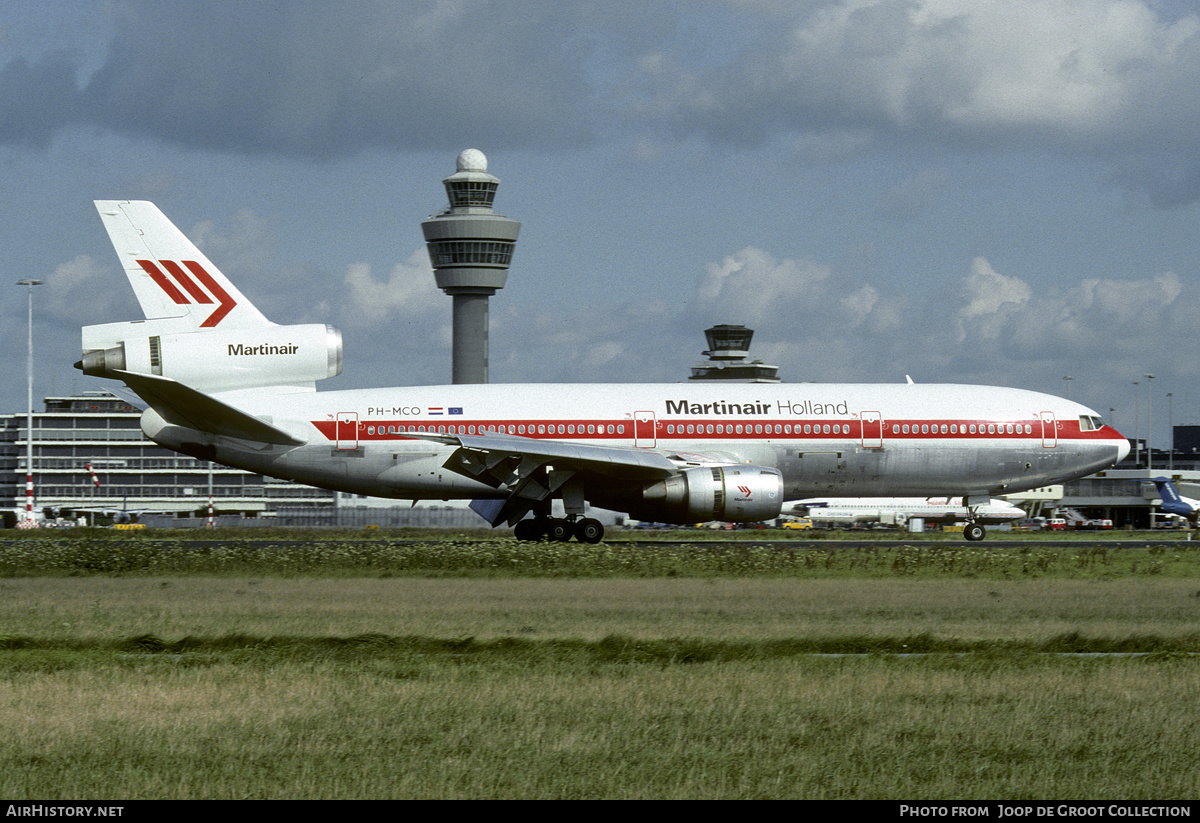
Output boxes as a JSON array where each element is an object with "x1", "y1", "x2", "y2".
[{"x1": 4, "y1": 0, "x2": 1200, "y2": 449}]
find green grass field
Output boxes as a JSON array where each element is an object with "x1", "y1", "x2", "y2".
[{"x1": 2, "y1": 529, "x2": 1199, "y2": 799}]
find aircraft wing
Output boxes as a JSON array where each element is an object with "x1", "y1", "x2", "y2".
[
  {"x1": 113, "y1": 370, "x2": 305, "y2": 447},
  {"x1": 404, "y1": 429, "x2": 709, "y2": 526}
]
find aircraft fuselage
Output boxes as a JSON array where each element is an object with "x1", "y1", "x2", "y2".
[{"x1": 141, "y1": 381, "x2": 1128, "y2": 512}]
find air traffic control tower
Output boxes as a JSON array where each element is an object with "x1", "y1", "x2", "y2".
[
  {"x1": 422, "y1": 149, "x2": 521, "y2": 384},
  {"x1": 688, "y1": 324, "x2": 781, "y2": 383}
]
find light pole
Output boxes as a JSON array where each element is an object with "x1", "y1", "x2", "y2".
[
  {"x1": 16, "y1": 279, "x2": 42, "y2": 525},
  {"x1": 1132, "y1": 381, "x2": 1140, "y2": 468},
  {"x1": 1145, "y1": 374, "x2": 1155, "y2": 473},
  {"x1": 1062, "y1": 376, "x2": 1072, "y2": 400},
  {"x1": 1167, "y1": 392, "x2": 1174, "y2": 472}
]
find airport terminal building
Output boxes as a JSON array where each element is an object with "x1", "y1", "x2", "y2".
[{"x1": 0, "y1": 391, "x2": 333, "y2": 526}]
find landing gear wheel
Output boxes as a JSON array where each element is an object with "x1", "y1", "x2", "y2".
[
  {"x1": 573, "y1": 518, "x2": 604, "y2": 544},
  {"x1": 964, "y1": 523, "x2": 986, "y2": 542},
  {"x1": 513, "y1": 519, "x2": 543, "y2": 542},
  {"x1": 546, "y1": 518, "x2": 573, "y2": 542}
]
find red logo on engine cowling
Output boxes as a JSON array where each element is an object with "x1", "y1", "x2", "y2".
[{"x1": 137, "y1": 259, "x2": 237, "y2": 327}]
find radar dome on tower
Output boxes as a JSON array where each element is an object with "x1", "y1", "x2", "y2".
[{"x1": 457, "y1": 149, "x2": 488, "y2": 172}]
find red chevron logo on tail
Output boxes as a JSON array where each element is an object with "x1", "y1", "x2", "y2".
[{"x1": 136, "y1": 259, "x2": 237, "y2": 327}]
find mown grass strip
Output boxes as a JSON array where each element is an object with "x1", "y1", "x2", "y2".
[
  {"x1": 2, "y1": 530, "x2": 1199, "y2": 579},
  {"x1": 2, "y1": 631, "x2": 1197, "y2": 666}
]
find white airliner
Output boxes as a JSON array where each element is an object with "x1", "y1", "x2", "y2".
[
  {"x1": 76, "y1": 201, "x2": 1130, "y2": 543},
  {"x1": 790, "y1": 496, "x2": 1025, "y2": 532}
]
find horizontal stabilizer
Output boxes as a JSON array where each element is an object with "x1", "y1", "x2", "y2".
[{"x1": 114, "y1": 370, "x2": 304, "y2": 446}]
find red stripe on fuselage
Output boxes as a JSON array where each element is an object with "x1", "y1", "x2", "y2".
[{"x1": 309, "y1": 418, "x2": 1114, "y2": 443}]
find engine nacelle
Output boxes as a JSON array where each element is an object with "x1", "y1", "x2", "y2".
[
  {"x1": 642, "y1": 465, "x2": 783, "y2": 524},
  {"x1": 79, "y1": 322, "x2": 342, "y2": 392}
]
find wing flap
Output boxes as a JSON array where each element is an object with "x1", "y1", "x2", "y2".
[
  {"x1": 416, "y1": 431, "x2": 680, "y2": 527},
  {"x1": 431, "y1": 431, "x2": 679, "y2": 480}
]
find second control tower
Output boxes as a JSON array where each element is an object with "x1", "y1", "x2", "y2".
[{"x1": 421, "y1": 149, "x2": 521, "y2": 384}]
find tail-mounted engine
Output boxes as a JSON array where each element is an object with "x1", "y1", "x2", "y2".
[
  {"x1": 641, "y1": 465, "x2": 783, "y2": 524},
  {"x1": 79, "y1": 321, "x2": 343, "y2": 392}
]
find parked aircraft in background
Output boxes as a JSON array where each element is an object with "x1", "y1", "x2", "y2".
[
  {"x1": 76, "y1": 201, "x2": 1130, "y2": 543},
  {"x1": 1149, "y1": 478, "x2": 1199, "y2": 524},
  {"x1": 790, "y1": 496, "x2": 1025, "y2": 535}
]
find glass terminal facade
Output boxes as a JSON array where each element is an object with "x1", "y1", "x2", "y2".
[{"x1": 0, "y1": 391, "x2": 333, "y2": 525}]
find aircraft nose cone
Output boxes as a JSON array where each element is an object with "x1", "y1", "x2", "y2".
[{"x1": 1114, "y1": 431, "x2": 1131, "y2": 462}]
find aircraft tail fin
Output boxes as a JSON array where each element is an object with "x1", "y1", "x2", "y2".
[
  {"x1": 1150, "y1": 477, "x2": 1198, "y2": 519},
  {"x1": 94, "y1": 200, "x2": 270, "y2": 330},
  {"x1": 82, "y1": 201, "x2": 342, "y2": 394}
]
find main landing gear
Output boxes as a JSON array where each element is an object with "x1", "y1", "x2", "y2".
[
  {"x1": 960, "y1": 496, "x2": 990, "y2": 542},
  {"x1": 513, "y1": 516, "x2": 605, "y2": 543}
]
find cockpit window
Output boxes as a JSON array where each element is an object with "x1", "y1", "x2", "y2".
[{"x1": 1079, "y1": 415, "x2": 1104, "y2": 431}]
